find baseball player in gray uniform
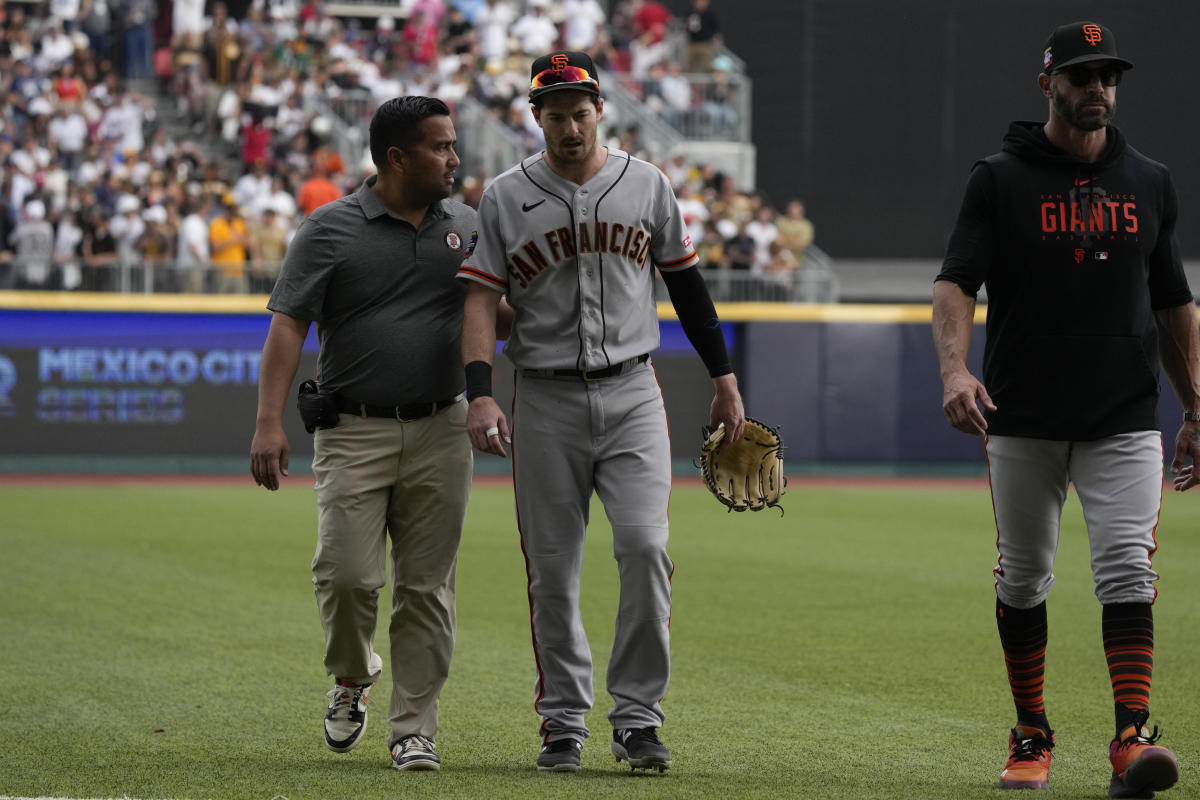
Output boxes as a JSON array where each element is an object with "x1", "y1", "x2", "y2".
[{"x1": 457, "y1": 50, "x2": 745, "y2": 774}]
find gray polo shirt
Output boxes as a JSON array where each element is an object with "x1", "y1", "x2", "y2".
[{"x1": 269, "y1": 176, "x2": 478, "y2": 405}]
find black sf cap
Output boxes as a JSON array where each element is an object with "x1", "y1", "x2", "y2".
[
  {"x1": 1042, "y1": 21, "x2": 1134, "y2": 74},
  {"x1": 529, "y1": 50, "x2": 600, "y2": 101}
]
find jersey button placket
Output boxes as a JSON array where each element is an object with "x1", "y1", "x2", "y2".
[{"x1": 577, "y1": 185, "x2": 598, "y2": 370}]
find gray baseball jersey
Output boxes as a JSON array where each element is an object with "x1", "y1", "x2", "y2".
[{"x1": 457, "y1": 148, "x2": 698, "y2": 368}]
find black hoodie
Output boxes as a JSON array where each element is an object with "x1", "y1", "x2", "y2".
[{"x1": 938, "y1": 121, "x2": 1193, "y2": 441}]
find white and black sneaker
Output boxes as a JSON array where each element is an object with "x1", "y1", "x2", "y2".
[
  {"x1": 324, "y1": 680, "x2": 371, "y2": 753},
  {"x1": 537, "y1": 738, "x2": 583, "y2": 772},
  {"x1": 391, "y1": 734, "x2": 441, "y2": 771},
  {"x1": 612, "y1": 728, "x2": 672, "y2": 772}
]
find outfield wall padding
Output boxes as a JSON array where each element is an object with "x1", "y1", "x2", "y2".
[{"x1": 0, "y1": 297, "x2": 1189, "y2": 473}]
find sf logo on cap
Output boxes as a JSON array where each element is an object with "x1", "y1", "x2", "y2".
[
  {"x1": 551, "y1": 53, "x2": 570, "y2": 73},
  {"x1": 1082, "y1": 23, "x2": 1103, "y2": 46}
]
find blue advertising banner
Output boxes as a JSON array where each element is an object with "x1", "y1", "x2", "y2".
[{"x1": 0, "y1": 306, "x2": 720, "y2": 468}]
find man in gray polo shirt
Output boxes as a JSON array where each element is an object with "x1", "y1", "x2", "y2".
[{"x1": 250, "y1": 96, "x2": 483, "y2": 772}]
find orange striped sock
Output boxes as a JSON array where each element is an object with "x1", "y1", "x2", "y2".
[
  {"x1": 996, "y1": 599, "x2": 1049, "y2": 730},
  {"x1": 1102, "y1": 602, "x2": 1154, "y2": 734}
]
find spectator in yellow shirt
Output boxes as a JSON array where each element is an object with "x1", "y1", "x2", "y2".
[{"x1": 209, "y1": 192, "x2": 251, "y2": 293}]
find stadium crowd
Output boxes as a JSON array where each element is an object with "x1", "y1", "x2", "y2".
[{"x1": 0, "y1": 0, "x2": 815, "y2": 299}]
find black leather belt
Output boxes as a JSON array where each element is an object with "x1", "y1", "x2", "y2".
[
  {"x1": 334, "y1": 395, "x2": 459, "y2": 421},
  {"x1": 521, "y1": 354, "x2": 649, "y2": 381}
]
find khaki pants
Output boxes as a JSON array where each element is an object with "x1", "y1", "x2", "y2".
[{"x1": 311, "y1": 400, "x2": 472, "y2": 745}]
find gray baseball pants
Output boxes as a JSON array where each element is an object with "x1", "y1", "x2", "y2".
[
  {"x1": 986, "y1": 431, "x2": 1162, "y2": 609},
  {"x1": 511, "y1": 362, "x2": 673, "y2": 743}
]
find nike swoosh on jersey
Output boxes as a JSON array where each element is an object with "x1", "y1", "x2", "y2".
[
  {"x1": 522, "y1": 199, "x2": 546, "y2": 212},
  {"x1": 1074, "y1": 177, "x2": 1093, "y2": 185}
]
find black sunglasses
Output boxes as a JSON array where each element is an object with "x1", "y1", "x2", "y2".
[{"x1": 1060, "y1": 64, "x2": 1123, "y2": 87}]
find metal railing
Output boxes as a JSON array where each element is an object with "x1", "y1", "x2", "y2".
[
  {"x1": 453, "y1": 95, "x2": 531, "y2": 179},
  {"x1": 657, "y1": 245, "x2": 839, "y2": 304},
  {"x1": 599, "y1": 69, "x2": 686, "y2": 158},
  {"x1": 610, "y1": 70, "x2": 750, "y2": 142},
  {"x1": 0, "y1": 260, "x2": 285, "y2": 295},
  {"x1": 310, "y1": 91, "x2": 371, "y2": 173},
  {"x1": 7, "y1": 249, "x2": 838, "y2": 303}
]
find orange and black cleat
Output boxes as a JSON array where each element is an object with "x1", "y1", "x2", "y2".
[
  {"x1": 999, "y1": 725, "x2": 1054, "y2": 790},
  {"x1": 1108, "y1": 716, "x2": 1178, "y2": 799}
]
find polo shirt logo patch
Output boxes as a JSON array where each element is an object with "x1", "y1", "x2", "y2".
[{"x1": 444, "y1": 230, "x2": 464, "y2": 251}]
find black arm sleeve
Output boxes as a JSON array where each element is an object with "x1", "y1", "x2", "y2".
[{"x1": 659, "y1": 267, "x2": 733, "y2": 377}]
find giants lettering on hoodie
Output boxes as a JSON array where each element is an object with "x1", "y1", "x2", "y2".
[{"x1": 1039, "y1": 192, "x2": 1139, "y2": 236}]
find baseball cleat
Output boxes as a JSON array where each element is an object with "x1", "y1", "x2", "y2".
[
  {"x1": 1108, "y1": 715, "x2": 1178, "y2": 798},
  {"x1": 537, "y1": 737, "x2": 583, "y2": 772},
  {"x1": 998, "y1": 725, "x2": 1054, "y2": 790},
  {"x1": 391, "y1": 734, "x2": 441, "y2": 771},
  {"x1": 1107, "y1": 772, "x2": 1156, "y2": 799},
  {"x1": 324, "y1": 680, "x2": 371, "y2": 753},
  {"x1": 612, "y1": 727, "x2": 671, "y2": 773}
]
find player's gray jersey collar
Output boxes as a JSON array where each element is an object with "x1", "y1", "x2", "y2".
[{"x1": 517, "y1": 147, "x2": 631, "y2": 191}]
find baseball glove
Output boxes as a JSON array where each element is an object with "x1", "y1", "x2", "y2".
[{"x1": 699, "y1": 417, "x2": 785, "y2": 512}]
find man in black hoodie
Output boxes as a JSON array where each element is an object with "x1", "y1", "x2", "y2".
[{"x1": 933, "y1": 21, "x2": 1198, "y2": 798}]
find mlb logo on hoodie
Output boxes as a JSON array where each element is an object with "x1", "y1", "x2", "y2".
[{"x1": 1094, "y1": 251, "x2": 1110, "y2": 260}]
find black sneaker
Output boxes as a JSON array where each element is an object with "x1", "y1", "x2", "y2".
[
  {"x1": 612, "y1": 728, "x2": 672, "y2": 772},
  {"x1": 324, "y1": 680, "x2": 370, "y2": 753},
  {"x1": 537, "y1": 737, "x2": 583, "y2": 772}
]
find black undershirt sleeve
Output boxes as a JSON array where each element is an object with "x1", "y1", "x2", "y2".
[{"x1": 659, "y1": 267, "x2": 733, "y2": 377}]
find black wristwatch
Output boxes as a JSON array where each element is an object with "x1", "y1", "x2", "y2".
[{"x1": 1184, "y1": 410, "x2": 1200, "y2": 423}]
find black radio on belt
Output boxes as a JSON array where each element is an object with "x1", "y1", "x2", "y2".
[{"x1": 296, "y1": 379, "x2": 339, "y2": 434}]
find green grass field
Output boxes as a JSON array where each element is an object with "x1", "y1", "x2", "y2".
[{"x1": 1, "y1": 481, "x2": 1197, "y2": 800}]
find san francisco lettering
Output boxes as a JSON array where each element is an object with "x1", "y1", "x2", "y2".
[{"x1": 507, "y1": 221, "x2": 653, "y2": 288}]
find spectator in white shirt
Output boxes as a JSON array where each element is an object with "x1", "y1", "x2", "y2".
[
  {"x1": 743, "y1": 203, "x2": 778, "y2": 274},
  {"x1": 48, "y1": 102, "x2": 90, "y2": 172},
  {"x1": 97, "y1": 88, "x2": 146, "y2": 153},
  {"x1": 109, "y1": 193, "x2": 146, "y2": 266},
  {"x1": 172, "y1": 0, "x2": 205, "y2": 37},
  {"x1": 174, "y1": 194, "x2": 211, "y2": 293},
  {"x1": 647, "y1": 61, "x2": 693, "y2": 129},
  {"x1": 53, "y1": 208, "x2": 85, "y2": 289},
  {"x1": 39, "y1": 20, "x2": 77, "y2": 70},
  {"x1": 561, "y1": 0, "x2": 606, "y2": 50},
  {"x1": 50, "y1": 0, "x2": 82, "y2": 30},
  {"x1": 264, "y1": 177, "x2": 297, "y2": 233},
  {"x1": 630, "y1": 28, "x2": 671, "y2": 78},
  {"x1": 233, "y1": 159, "x2": 274, "y2": 220},
  {"x1": 475, "y1": 0, "x2": 515, "y2": 63},
  {"x1": 511, "y1": 0, "x2": 558, "y2": 55}
]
